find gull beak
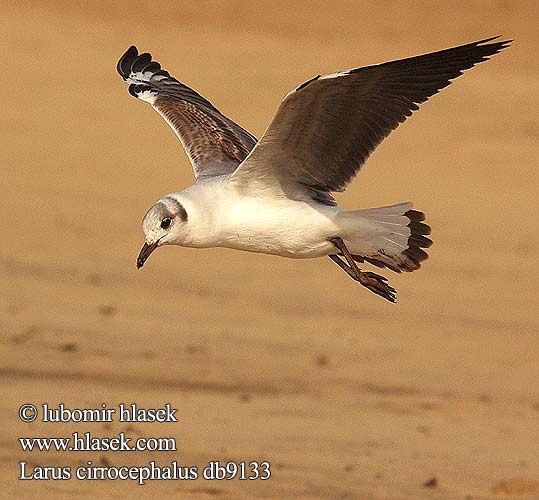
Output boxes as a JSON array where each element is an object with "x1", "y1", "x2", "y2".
[{"x1": 136, "y1": 241, "x2": 159, "y2": 269}]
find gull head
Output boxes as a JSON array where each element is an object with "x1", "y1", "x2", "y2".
[{"x1": 137, "y1": 196, "x2": 188, "y2": 269}]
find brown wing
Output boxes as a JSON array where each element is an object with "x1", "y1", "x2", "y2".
[
  {"x1": 117, "y1": 46, "x2": 257, "y2": 180},
  {"x1": 231, "y1": 36, "x2": 511, "y2": 197}
]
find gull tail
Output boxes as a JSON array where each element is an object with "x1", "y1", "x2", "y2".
[{"x1": 336, "y1": 202, "x2": 432, "y2": 273}]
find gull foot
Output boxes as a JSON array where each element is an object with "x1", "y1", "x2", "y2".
[{"x1": 358, "y1": 271, "x2": 397, "y2": 303}]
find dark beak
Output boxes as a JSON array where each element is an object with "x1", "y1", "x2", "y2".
[{"x1": 136, "y1": 241, "x2": 159, "y2": 269}]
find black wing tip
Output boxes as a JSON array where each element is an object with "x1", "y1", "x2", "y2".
[
  {"x1": 456, "y1": 35, "x2": 512, "y2": 63},
  {"x1": 118, "y1": 45, "x2": 161, "y2": 80},
  {"x1": 474, "y1": 35, "x2": 513, "y2": 54},
  {"x1": 117, "y1": 46, "x2": 169, "y2": 86},
  {"x1": 117, "y1": 45, "x2": 139, "y2": 79},
  {"x1": 476, "y1": 35, "x2": 513, "y2": 46},
  {"x1": 469, "y1": 37, "x2": 513, "y2": 68}
]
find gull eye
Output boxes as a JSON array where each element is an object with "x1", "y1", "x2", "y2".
[{"x1": 160, "y1": 217, "x2": 172, "y2": 229}]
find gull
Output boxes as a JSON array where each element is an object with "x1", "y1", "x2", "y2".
[{"x1": 117, "y1": 36, "x2": 510, "y2": 302}]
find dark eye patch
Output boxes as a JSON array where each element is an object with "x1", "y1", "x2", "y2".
[{"x1": 179, "y1": 205, "x2": 188, "y2": 222}]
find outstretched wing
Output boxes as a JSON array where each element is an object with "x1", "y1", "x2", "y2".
[
  {"x1": 231, "y1": 36, "x2": 511, "y2": 200},
  {"x1": 117, "y1": 46, "x2": 257, "y2": 180}
]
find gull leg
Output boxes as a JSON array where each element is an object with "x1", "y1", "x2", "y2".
[
  {"x1": 329, "y1": 254, "x2": 358, "y2": 281},
  {"x1": 328, "y1": 237, "x2": 396, "y2": 303}
]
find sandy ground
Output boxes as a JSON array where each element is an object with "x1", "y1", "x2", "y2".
[{"x1": 1, "y1": 1, "x2": 538, "y2": 499}]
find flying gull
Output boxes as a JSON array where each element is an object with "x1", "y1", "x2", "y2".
[{"x1": 117, "y1": 36, "x2": 510, "y2": 302}]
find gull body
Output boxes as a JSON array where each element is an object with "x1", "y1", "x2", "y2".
[
  {"x1": 145, "y1": 179, "x2": 408, "y2": 262},
  {"x1": 152, "y1": 179, "x2": 340, "y2": 257},
  {"x1": 117, "y1": 37, "x2": 510, "y2": 301}
]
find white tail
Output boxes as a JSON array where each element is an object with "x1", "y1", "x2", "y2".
[{"x1": 336, "y1": 202, "x2": 432, "y2": 272}]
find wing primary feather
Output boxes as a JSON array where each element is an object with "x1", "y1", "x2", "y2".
[
  {"x1": 131, "y1": 53, "x2": 152, "y2": 73},
  {"x1": 117, "y1": 45, "x2": 138, "y2": 79}
]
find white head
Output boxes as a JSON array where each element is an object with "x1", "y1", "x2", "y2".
[{"x1": 136, "y1": 195, "x2": 189, "y2": 269}]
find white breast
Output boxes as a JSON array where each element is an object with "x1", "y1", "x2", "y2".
[{"x1": 219, "y1": 195, "x2": 340, "y2": 258}]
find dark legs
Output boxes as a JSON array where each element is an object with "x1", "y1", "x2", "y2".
[{"x1": 328, "y1": 237, "x2": 396, "y2": 303}]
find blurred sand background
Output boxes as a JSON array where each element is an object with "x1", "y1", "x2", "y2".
[{"x1": 1, "y1": 1, "x2": 538, "y2": 498}]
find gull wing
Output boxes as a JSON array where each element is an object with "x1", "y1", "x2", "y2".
[
  {"x1": 230, "y1": 37, "x2": 511, "y2": 202},
  {"x1": 117, "y1": 46, "x2": 257, "y2": 180}
]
